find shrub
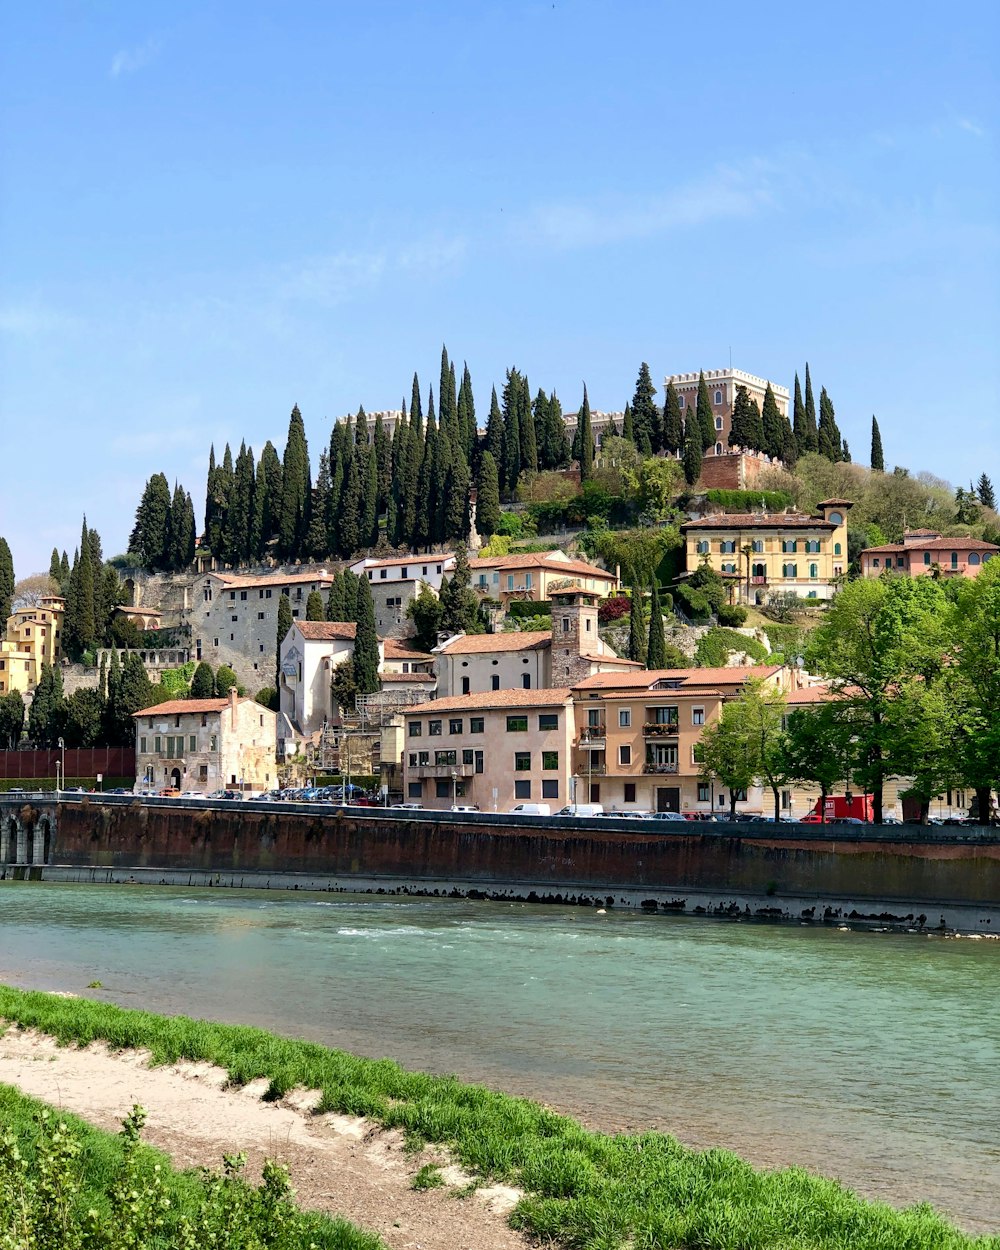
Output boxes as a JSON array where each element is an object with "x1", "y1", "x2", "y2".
[
  {"x1": 508, "y1": 600, "x2": 552, "y2": 619},
  {"x1": 695, "y1": 627, "x2": 769, "y2": 668},
  {"x1": 705, "y1": 488, "x2": 795, "y2": 511},
  {"x1": 496, "y1": 512, "x2": 525, "y2": 538},
  {"x1": 598, "y1": 595, "x2": 630, "y2": 624},
  {"x1": 716, "y1": 604, "x2": 748, "y2": 627}
]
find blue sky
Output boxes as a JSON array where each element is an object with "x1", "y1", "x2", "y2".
[{"x1": 2, "y1": 1, "x2": 997, "y2": 577}]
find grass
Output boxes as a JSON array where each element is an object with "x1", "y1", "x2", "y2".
[
  {"x1": 0, "y1": 985, "x2": 995, "y2": 1250},
  {"x1": 410, "y1": 1164, "x2": 445, "y2": 1191},
  {"x1": 0, "y1": 1082, "x2": 386, "y2": 1249}
]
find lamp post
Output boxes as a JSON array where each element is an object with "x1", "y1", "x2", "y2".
[
  {"x1": 741, "y1": 545, "x2": 753, "y2": 605},
  {"x1": 451, "y1": 767, "x2": 458, "y2": 808},
  {"x1": 571, "y1": 774, "x2": 580, "y2": 815},
  {"x1": 57, "y1": 737, "x2": 65, "y2": 795}
]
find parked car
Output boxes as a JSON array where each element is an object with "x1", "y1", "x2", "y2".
[
  {"x1": 390, "y1": 802, "x2": 423, "y2": 811},
  {"x1": 508, "y1": 802, "x2": 551, "y2": 816},
  {"x1": 449, "y1": 804, "x2": 480, "y2": 813},
  {"x1": 553, "y1": 803, "x2": 604, "y2": 817}
]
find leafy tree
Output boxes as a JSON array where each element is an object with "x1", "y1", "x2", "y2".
[
  {"x1": 256, "y1": 440, "x2": 283, "y2": 557},
  {"x1": 662, "y1": 381, "x2": 684, "y2": 455},
  {"x1": 28, "y1": 663, "x2": 64, "y2": 746},
  {"x1": 129, "y1": 473, "x2": 172, "y2": 570},
  {"x1": 277, "y1": 405, "x2": 310, "y2": 559},
  {"x1": 576, "y1": 386, "x2": 594, "y2": 482},
  {"x1": 255, "y1": 686, "x2": 279, "y2": 711},
  {"x1": 886, "y1": 680, "x2": 962, "y2": 823},
  {"x1": 729, "y1": 386, "x2": 758, "y2": 452},
  {"x1": 475, "y1": 451, "x2": 501, "y2": 538},
  {"x1": 946, "y1": 558, "x2": 1000, "y2": 822},
  {"x1": 682, "y1": 417, "x2": 703, "y2": 486},
  {"x1": 276, "y1": 593, "x2": 292, "y2": 689},
  {"x1": 977, "y1": 473, "x2": 996, "y2": 511},
  {"x1": 352, "y1": 577, "x2": 379, "y2": 695},
  {"x1": 782, "y1": 703, "x2": 854, "y2": 822},
  {"x1": 215, "y1": 665, "x2": 239, "y2": 696},
  {"x1": 0, "y1": 690, "x2": 25, "y2": 748},
  {"x1": 817, "y1": 387, "x2": 843, "y2": 461},
  {"x1": 646, "y1": 582, "x2": 666, "y2": 669},
  {"x1": 118, "y1": 652, "x2": 154, "y2": 733},
  {"x1": 190, "y1": 661, "x2": 215, "y2": 698},
  {"x1": 65, "y1": 519, "x2": 96, "y2": 658},
  {"x1": 628, "y1": 588, "x2": 645, "y2": 664},
  {"x1": 581, "y1": 525, "x2": 678, "y2": 587},
  {"x1": 954, "y1": 485, "x2": 982, "y2": 526},
  {"x1": 870, "y1": 416, "x2": 885, "y2": 472},
  {"x1": 48, "y1": 548, "x2": 63, "y2": 589},
  {"x1": 675, "y1": 561, "x2": 726, "y2": 622},
  {"x1": 699, "y1": 679, "x2": 787, "y2": 819},
  {"x1": 438, "y1": 545, "x2": 482, "y2": 636},
  {"x1": 621, "y1": 401, "x2": 635, "y2": 446},
  {"x1": 630, "y1": 362, "x2": 658, "y2": 455},
  {"x1": 0, "y1": 539, "x2": 13, "y2": 626},
  {"x1": 304, "y1": 451, "x2": 332, "y2": 558},
  {"x1": 326, "y1": 571, "x2": 348, "y2": 621},
  {"x1": 407, "y1": 584, "x2": 444, "y2": 652},
  {"x1": 696, "y1": 372, "x2": 716, "y2": 451},
  {"x1": 62, "y1": 687, "x2": 105, "y2": 748},
  {"x1": 305, "y1": 590, "x2": 324, "y2": 621},
  {"x1": 802, "y1": 364, "x2": 818, "y2": 454},
  {"x1": 623, "y1": 457, "x2": 683, "y2": 522},
  {"x1": 760, "y1": 384, "x2": 785, "y2": 459}
]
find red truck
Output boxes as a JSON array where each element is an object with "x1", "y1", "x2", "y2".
[{"x1": 801, "y1": 794, "x2": 874, "y2": 823}]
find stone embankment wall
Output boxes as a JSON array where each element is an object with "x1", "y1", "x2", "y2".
[{"x1": 50, "y1": 800, "x2": 1000, "y2": 909}]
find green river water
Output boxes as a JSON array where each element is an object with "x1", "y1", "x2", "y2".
[{"x1": 0, "y1": 882, "x2": 997, "y2": 1232}]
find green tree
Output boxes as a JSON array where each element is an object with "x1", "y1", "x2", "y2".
[
  {"x1": 304, "y1": 451, "x2": 332, "y2": 558},
  {"x1": 62, "y1": 687, "x2": 105, "y2": 748},
  {"x1": 623, "y1": 457, "x2": 683, "y2": 522},
  {"x1": 438, "y1": 545, "x2": 482, "y2": 636},
  {"x1": 582, "y1": 525, "x2": 678, "y2": 587},
  {"x1": 0, "y1": 690, "x2": 25, "y2": 747},
  {"x1": 977, "y1": 473, "x2": 996, "y2": 511},
  {"x1": 475, "y1": 451, "x2": 501, "y2": 538},
  {"x1": 352, "y1": 577, "x2": 379, "y2": 695},
  {"x1": 190, "y1": 661, "x2": 215, "y2": 698},
  {"x1": 326, "y1": 571, "x2": 348, "y2": 621},
  {"x1": 696, "y1": 371, "x2": 715, "y2": 451},
  {"x1": 577, "y1": 385, "x2": 594, "y2": 482},
  {"x1": 224, "y1": 444, "x2": 255, "y2": 565},
  {"x1": 682, "y1": 416, "x2": 703, "y2": 486},
  {"x1": 817, "y1": 387, "x2": 843, "y2": 462},
  {"x1": 407, "y1": 585, "x2": 444, "y2": 652},
  {"x1": 277, "y1": 405, "x2": 310, "y2": 559},
  {"x1": 802, "y1": 364, "x2": 818, "y2": 454},
  {"x1": 129, "y1": 473, "x2": 172, "y2": 570},
  {"x1": 0, "y1": 538, "x2": 13, "y2": 625},
  {"x1": 276, "y1": 593, "x2": 292, "y2": 689},
  {"x1": 947, "y1": 558, "x2": 1000, "y2": 823},
  {"x1": 699, "y1": 679, "x2": 786, "y2": 819},
  {"x1": 501, "y1": 370, "x2": 522, "y2": 492},
  {"x1": 215, "y1": 664, "x2": 239, "y2": 696},
  {"x1": 65, "y1": 519, "x2": 96, "y2": 658},
  {"x1": 305, "y1": 590, "x2": 324, "y2": 621},
  {"x1": 761, "y1": 384, "x2": 785, "y2": 460},
  {"x1": 118, "y1": 652, "x2": 154, "y2": 739},
  {"x1": 48, "y1": 548, "x2": 63, "y2": 589},
  {"x1": 646, "y1": 582, "x2": 666, "y2": 669},
  {"x1": 662, "y1": 381, "x2": 684, "y2": 455},
  {"x1": 870, "y1": 416, "x2": 885, "y2": 472},
  {"x1": 782, "y1": 702, "x2": 855, "y2": 823},
  {"x1": 630, "y1": 362, "x2": 658, "y2": 455},
  {"x1": 628, "y1": 588, "x2": 645, "y2": 664},
  {"x1": 28, "y1": 663, "x2": 64, "y2": 746},
  {"x1": 256, "y1": 440, "x2": 283, "y2": 557}
]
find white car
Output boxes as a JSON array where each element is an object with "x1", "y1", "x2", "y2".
[
  {"x1": 390, "y1": 802, "x2": 423, "y2": 810},
  {"x1": 450, "y1": 804, "x2": 480, "y2": 813}
]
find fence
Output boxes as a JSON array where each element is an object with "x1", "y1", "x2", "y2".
[{"x1": 0, "y1": 748, "x2": 135, "y2": 781}]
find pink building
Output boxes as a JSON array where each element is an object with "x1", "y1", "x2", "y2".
[{"x1": 860, "y1": 530, "x2": 998, "y2": 579}]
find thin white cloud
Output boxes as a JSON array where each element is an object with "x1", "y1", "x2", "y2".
[
  {"x1": 275, "y1": 234, "x2": 467, "y2": 306},
  {"x1": 110, "y1": 37, "x2": 160, "y2": 78},
  {"x1": 957, "y1": 117, "x2": 987, "y2": 139},
  {"x1": 515, "y1": 159, "x2": 781, "y2": 249},
  {"x1": 0, "y1": 303, "x2": 78, "y2": 337}
]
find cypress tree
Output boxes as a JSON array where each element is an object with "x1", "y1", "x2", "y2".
[
  {"x1": 119, "y1": 652, "x2": 153, "y2": 736},
  {"x1": 352, "y1": 577, "x2": 379, "y2": 695},
  {"x1": 276, "y1": 593, "x2": 292, "y2": 688},
  {"x1": 413, "y1": 420, "x2": 436, "y2": 548},
  {"x1": 622, "y1": 401, "x2": 635, "y2": 445},
  {"x1": 69, "y1": 518, "x2": 96, "y2": 657},
  {"x1": 0, "y1": 538, "x2": 13, "y2": 624},
  {"x1": 402, "y1": 420, "x2": 422, "y2": 547},
  {"x1": 49, "y1": 548, "x2": 62, "y2": 588},
  {"x1": 647, "y1": 582, "x2": 666, "y2": 670},
  {"x1": 729, "y1": 386, "x2": 753, "y2": 451},
  {"x1": 457, "y1": 362, "x2": 476, "y2": 465},
  {"x1": 103, "y1": 648, "x2": 122, "y2": 742},
  {"x1": 780, "y1": 415, "x2": 798, "y2": 468},
  {"x1": 210, "y1": 446, "x2": 235, "y2": 558},
  {"x1": 761, "y1": 384, "x2": 785, "y2": 460},
  {"x1": 431, "y1": 423, "x2": 453, "y2": 544},
  {"x1": 517, "y1": 371, "x2": 537, "y2": 475},
  {"x1": 277, "y1": 405, "x2": 310, "y2": 559},
  {"x1": 977, "y1": 474, "x2": 996, "y2": 511},
  {"x1": 631, "y1": 362, "x2": 658, "y2": 455},
  {"x1": 59, "y1": 551, "x2": 70, "y2": 587},
  {"x1": 438, "y1": 345, "x2": 455, "y2": 435},
  {"x1": 817, "y1": 387, "x2": 842, "y2": 461},
  {"x1": 257, "y1": 440, "x2": 283, "y2": 556},
  {"x1": 803, "y1": 364, "x2": 818, "y2": 453},
  {"x1": 485, "y1": 386, "x2": 503, "y2": 466},
  {"x1": 204, "y1": 445, "x2": 218, "y2": 558},
  {"x1": 870, "y1": 416, "x2": 885, "y2": 472},
  {"x1": 373, "y1": 412, "x2": 391, "y2": 521},
  {"x1": 696, "y1": 371, "x2": 716, "y2": 451},
  {"x1": 444, "y1": 448, "x2": 471, "y2": 541},
  {"x1": 361, "y1": 446, "x2": 379, "y2": 548},
  {"x1": 342, "y1": 570, "x2": 361, "y2": 621},
  {"x1": 475, "y1": 451, "x2": 501, "y2": 538},
  {"x1": 306, "y1": 589, "x2": 324, "y2": 621},
  {"x1": 354, "y1": 404, "x2": 369, "y2": 449},
  {"x1": 577, "y1": 385, "x2": 594, "y2": 482},
  {"x1": 326, "y1": 571, "x2": 347, "y2": 621},
  {"x1": 501, "y1": 369, "x2": 522, "y2": 491},
  {"x1": 628, "y1": 588, "x2": 645, "y2": 664},
  {"x1": 662, "y1": 381, "x2": 684, "y2": 455},
  {"x1": 129, "y1": 473, "x2": 172, "y2": 570},
  {"x1": 792, "y1": 373, "x2": 810, "y2": 452},
  {"x1": 327, "y1": 420, "x2": 352, "y2": 555},
  {"x1": 224, "y1": 444, "x2": 255, "y2": 565},
  {"x1": 28, "y1": 663, "x2": 63, "y2": 746},
  {"x1": 339, "y1": 450, "x2": 363, "y2": 557},
  {"x1": 168, "y1": 482, "x2": 195, "y2": 571},
  {"x1": 305, "y1": 452, "x2": 332, "y2": 557},
  {"x1": 410, "y1": 372, "x2": 423, "y2": 434},
  {"x1": 683, "y1": 417, "x2": 703, "y2": 486},
  {"x1": 547, "y1": 392, "x2": 569, "y2": 468},
  {"x1": 746, "y1": 398, "x2": 764, "y2": 454},
  {"x1": 190, "y1": 661, "x2": 215, "y2": 698}
]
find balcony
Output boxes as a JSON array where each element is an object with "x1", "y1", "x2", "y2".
[
  {"x1": 751, "y1": 575, "x2": 767, "y2": 585},
  {"x1": 411, "y1": 763, "x2": 475, "y2": 779},
  {"x1": 575, "y1": 758, "x2": 606, "y2": 775},
  {"x1": 643, "y1": 722, "x2": 678, "y2": 737},
  {"x1": 643, "y1": 762, "x2": 679, "y2": 775},
  {"x1": 577, "y1": 724, "x2": 606, "y2": 747}
]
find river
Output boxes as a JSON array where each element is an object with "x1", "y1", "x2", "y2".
[{"x1": 0, "y1": 882, "x2": 996, "y2": 1232}]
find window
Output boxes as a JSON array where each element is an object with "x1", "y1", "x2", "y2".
[
  {"x1": 678, "y1": 394, "x2": 685, "y2": 407},
  {"x1": 507, "y1": 575, "x2": 514, "y2": 591},
  {"x1": 462, "y1": 677, "x2": 470, "y2": 694},
  {"x1": 810, "y1": 563, "x2": 819, "y2": 578},
  {"x1": 408, "y1": 753, "x2": 417, "y2": 767},
  {"x1": 752, "y1": 539, "x2": 764, "y2": 553},
  {"x1": 449, "y1": 718, "x2": 463, "y2": 735},
  {"x1": 951, "y1": 552, "x2": 959, "y2": 568},
  {"x1": 525, "y1": 573, "x2": 532, "y2": 589},
  {"x1": 589, "y1": 783, "x2": 601, "y2": 802},
  {"x1": 408, "y1": 721, "x2": 422, "y2": 737},
  {"x1": 401, "y1": 567, "x2": 408, "y2": 578},
  {"x1": 692, "y1": 707, "x2": 705, "y2": 725},
  {"x1": 806, "y1": 540, "x2": 821, "y2": 553},
  {"x1": 834, "y1": 542, "x2": 842, "y2": 556},
  {"x1": 561, "y1": 617, "x2": 570, "y2": 633},
  {"x1": 491, "y1": 675, "x2": 500, "y2": 691},
  {"x1": 214, "y1": 638, "x2": 219, "y2": 647},
  {"x1": 429, "y1": 720, "x2": 442, "y2": 736},
  {"x1": 715, "y1": 416, "x2": 723, "y2": 430},
  {"x1": 872, "y1": 558, "x2": 880, "y2": 568},
  {"x1": 969, "y1": 552, "x2": 981, "y2": 565},
  {"x1": 721, "y1": 562, "x2": 736, "y2": 574},
  {"x1": 696, "y1": 540, "x2": 709, "y2": 555},
  {"x1": 782, "y1": 539, "x2": 797, "y2": 553},
  {"x1": 418, "y1": 751, "x2": 429, "y2": 765},
  {"x1": 229, "y1": 591, "x2": 236, "y2": 601},
  {"x1": 542, "y1": 750, "x2": 559, "y2": 770},
  {"x1": 507, "y1": 715, "x2": 528, "y2": 732},
  {"x1": 538, "y1": 713, "x2": 558, "y2": 730},
  {"x1": 470, "y1": 717, "x2": 485, "y2": 734},
  {"x1": 828, "y1": 512, "x2": 843, "y2": 526},
  {"x1": 522, "y1": 674, "x2": 531, "y2": 689},
  {"x1": 623, "y1": 782, "x2": 636, "y2": 803},
  {"x1": 154, "y1": 736, "x2": 161, "y2": 753},
  {"x1": 783, "y1": 563, "x2": 798, "y2": 578},
  {"x1": 209, "y1": 735, "x2": 217, "y2": 751},
  {"x1": 619, "y1": 709, "x2": 631, "y2": 728},
  {"x1": 923, "y1": 551, "x2": 931, "y2": 565},
  {"x1": 618, "y1": 744, "x2": 632, "y2": 766},
  {"x1": 408, "y1": 781, "x2": 423, "y2": 799},
  {"x1": 189, "y1": 735, "x2": 197, "y2": 751},
  {"x1": 514, "y1": 779, "x2": 531, "y2": 799},
  {"x1": 715, "y1": 442, "x2": 723, "y2": 455},
  {"x1": 542, "y1": 779, "x2": 559, "y2": 799},
  {"x1": 720, "y1": 540, "x2": 736, "y2": 554},
  {"x1": 514, "y1": 752, "x2": 531, "y2": 771},
  {"x1": 435, "y1": 750, "x2": 456, "y2": 766},
  {"x1": 733, "y1": 788, "x2": 748, "y2": 802},
  {"x1": 652, "y1": 706, "x2": 678, "y2": 725},
  {"x1": 462, "y1": 749, "x2": 474, "y2": 765},
  {"x1": 714, "y1": 389, "x2": 722, "y2": 404},
  {"x1": 240, "y1": 591, "x2": 247, "y2": 601},
  {"x1": 380, "y1": 569, "x2": 387, "y2": 579},
  {"x1": 697, "y1": 782, "x2": 711, "y2": 803},
  {"x1": 258, "y1": 612, "x2": 265, "y2": 620},
  {"x1": 435, "y1": 780, "x2": 452, "y2": 798},
  {"x1": 140, "y1": 737, "x2": 147, "y2": 753}
]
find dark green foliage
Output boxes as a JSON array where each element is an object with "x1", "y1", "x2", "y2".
[
  {"x1": 326, "y1": 571, "x2": 348, "y2": 621},
  {"x1": 870, "y1": 416, "x2": 885, "y2": 472},
  {"x1": 406, "y1": 585, "x2": 444, "y2": 652},
  {"x1": 802, "y1": 364, "x2": 818, "y2": 454},
  {"x1": 646, "y1": 582, "x2": 666, "y2": 669},
  {"x1": 223, "y1": 444, "x2": 255, "y2": 565},
  {"x1": 675, "y1": 561, "x2": 726, "y2": 622},
  {"x1": 761, "y1": 384, "x2": 786, "y2": 460},
  {"x1": 628, "y1": 588, "x2": 645, "y2": 663},
  {"x1": 361, "y1": 446, "x2": 378, "y2": 548},
  {"x1": 129, "y1": 473, "x2": 172, "y2": 570},
  {"x1": 277, "y1": 405, "x2": 310, "y2": 558},
  {"x1": 48, "y1": 547, "x2": 62, "y2": 587},
  {"x1": 576, "y1": 386, "x2": 594, "y2": 482},
  {"x1": 444, "y1": 447, "x2": 471, "y2": 541},
  {"x1": 662, "y1": 381, "x2": 684, "y2": 454},
  {"x1": 438, "y1": 545, "x2": 482, "y2": 636},
  {"x1": 501, "y1": 369, "x2": 523, "y2": 492},
  {"x1": 621, "y1": 401, "x2": 635, "y2": 445},
  {"x1": 457, "y1": 363, "x2": 476, "y2": 466},
  {"x1": 410, "y1": 372, "x2": 423, "y2": 433},
  {"x1": 305, "y1": 451, "x2": 333, "y2": 558},
  {"x1": 27, "y1": 664, "x2": 63, "y2": 744},
  {"x1": 215, "y1": 665, "x2": 238, "y2": 696},
  {"x1": 276, "y1": 593, "x2": 292, "y2": 689},
  {"x1": 682, "y1": 417, "x2": 702, "y2": 486},
  {"x1": 695, "y1": 627, "x2": 769, "y2": 667},
  {"x1": 190, "y1": 661, "x2": 215, "y2": 698},
  {"x1": 978, "y1": 473, "x2": 997, "y2": 511},
  {"x1": 507, "y1": 599, "x2": 553, "y2": 619},
  {"x1": 118, "y1": 653, "x2": 153, "y2": 735},
  {"x1": 257, "y1": 440, "x2": 283, "y2": 558},
  {"x1": 61, "y1": 686, "x2": 105, "y2": 747},
  {"x1": 696, "y1": 371, "x2": 716, "y2": 450},
  {"x1": 255, "y1": 686, "x2": 279, "y2": 712},
  {"x1": 475, "y1": 452, "x2": 501, "y2": 538},
  {"x1": 729, "y1": 386, "x2": 758, "y2": 452},
  {"x1": 484, "y1": 386, "x2": 503, "y2": 467},
  {"x1": 306, "y1": 590, "x2": 324, "y2": 621},
  {"x1": 169, "y1": 485, "x2": 197, "y2": 571},
  {"x1": 0, "y1": 690, "x2": 24, "y2": 747},
  {"x1": 630, "y1": 362, "x2": 658, "y2": 455},
  {"x1": 0, "y1": 537, "x2": 13, "y2": 624},
  {"x1": 717, "y1": 603, "x2": 748, "y2": 627},
  {"x1": 352, "y1": 578, "x2": 379, "y2": 695},
  {"x1": 66, "y1": 519, "x2": 96, "y2": 657},
  {"x1": 817, "y1": 386, "x2": 843, "y2": 462}
]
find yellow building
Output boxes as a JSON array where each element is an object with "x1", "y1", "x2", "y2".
[
  {"x1": 0, "y1": 596, "x2": 65, "y2": 696},
  {"x1": 681, "y1": 500, "x2": 851, "y2": 604}
]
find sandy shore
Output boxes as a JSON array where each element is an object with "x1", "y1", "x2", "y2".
[{"x1": 0, "y1": 1026, "x2": 530, "y2": 1250}]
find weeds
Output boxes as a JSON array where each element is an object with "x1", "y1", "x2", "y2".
[
  {"x1": 410, "y1": 1165, "x2": 444, "y2": 1191},
  {"x1": 0, "y1": 986, "x2": 995, "y2": 1250}
]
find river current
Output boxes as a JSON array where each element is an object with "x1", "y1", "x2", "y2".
[{"x1": 0, "y1": 882, "x2": 996, "y2": 1231}]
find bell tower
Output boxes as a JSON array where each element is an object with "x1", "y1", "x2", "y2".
[{"x1": 550, "y1": 587, "x2": 600, "y2": 685}]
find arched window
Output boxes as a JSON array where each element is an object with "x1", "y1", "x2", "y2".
[
  {"x1": 969, "y1": 552, "x2": 981, "y2": 565},
  {"x1": 828, "y1": 511, "x2": 843, "y2": 526},
  {"x1": 715, "y1": 442, "x2": 723, "y2": 456},
  {"x1": 834, "y1": 542, "x2": 842, "y2": 556},
  {"x1": 809, "y1": 563, "x2": 818, "y2": 578},
  {"x1": 696, "y1": 540, "x2": 709, "y2": 555},
  {"x1": 950, "y1": 552, "x2": 959, "y2": 567},
  {"x1": 714, "y1": 389, "x2": 723, "y2": 404}
]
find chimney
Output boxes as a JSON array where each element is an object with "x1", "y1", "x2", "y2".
[{"x1": 229, "y1": 686, "x2": 239, "y2": 731}]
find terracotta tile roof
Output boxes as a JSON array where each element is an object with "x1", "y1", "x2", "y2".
[
  {"x1": 133, "y1": 697, "x2": 253, "y2": 718},
  {"x1": 816, "y1": 498, "x2": 855, "y2": 507},
  {"x1": 296, "y1": 621, "x2": 357, "y2": 640},
  {"x1": 211, "y1": 571, "x2": 334, "y2": 589},
  {"x1": 407, "y1": 688, "x2": 574, "y2": 714},
  {"x1": 682, "y1": 513, "x2": 835, "y2": 531},
  {"x1": 579, "y1": 653, "x2": 644, "y2": 667},
  {"x1": 383, "y1": 639, "x2": 435, "y2": 661},
  {"x1": 574, "y1": 665, "x2": 781, "y2": 691},
  {"x1": 438, "y1": 631, "x2": 551, "y2": 654},
  {"x1": 863, "y1": 537, "x2": 998, "y2": 555},
  {"x1": 786, "y1": 685, "x2": 838, "y2": 705},
  {"x1": 356, "y1": 554, "x2": 454, "y2": 569},
  {"x1": 469, "y1": 554, "x2": 616, "y2": 579},
  {"x1": 379, "y1": 671, "x2": 436, "y2": 683}
]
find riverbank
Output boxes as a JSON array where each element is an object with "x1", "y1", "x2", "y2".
[{"x1": 0, "y1": 987, "x2": 996, "y2": 1250}]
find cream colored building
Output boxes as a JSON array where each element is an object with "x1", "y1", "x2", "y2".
[
  {"x1": 469, "y1": 551, "x2": 619, "y2": 604},
  {"x1": 681, "y1": 500, "x2": 851, "y2": 604},
  {"x1": 0, "y1": 596, "x2": 65, "y2": 696},
  {"x1": 402, "y1": 688, "x2": 575, "y2": 810},
  {"x1": 133, "y1": 689, "x2": 277, "y2": 794}
]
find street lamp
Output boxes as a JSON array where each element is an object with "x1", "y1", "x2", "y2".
[
  {"x1": 571, "y1": 774, "x2": 580, "y2": 815},
  {"x1": 56, "y1": 737, "x2": 65, "y2": 795}
]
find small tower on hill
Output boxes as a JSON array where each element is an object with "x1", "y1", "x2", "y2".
[{"x1": 550, "y1": 587, "x2": 601, "y2": 685}]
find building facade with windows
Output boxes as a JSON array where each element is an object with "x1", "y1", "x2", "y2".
[
  {"x1": 665, "y1": 369, "x2": 790, "y2": 459},
  {"x1": 469, "y1": 552, "x2": 619, "y2": 604},
  {"x1": 349, "y1": 554, "x2": 456, "y2": 636},
  {"x1": 680, "y1": 500, "x2": 851, "y2": 603},
  {"x1": 0, "y1": 596, "x2": 65, "y2": 696},
  {"x1": 133, "y1": 689, "x2": 277, "y2": 794},
  {"x1": 401, "y1": 688, "x2": 575, "y2": 810},
  {"x1": 859, "y1": 531, "x2": 998, "y2": 579}
]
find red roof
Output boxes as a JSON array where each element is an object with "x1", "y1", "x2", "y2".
[
  {"x1": 383, "y1": 638, "x2": 435, "y2": 661},
  {"x1": 574, "y1": 665, "x2": 781, "y2": 690},
  {"x1": 133, "y1": 697, "x2": 257, "y2": 718},
  {"x1": 863, "y1": 537, "x2": 998, "y2": 555},
  {"x1": 407, "y1": 688, "x2": 574, "y2": 714},
  {"x1": 296, "y1": 621, "x2": 357, "y2": 641},
  {"x1": 469, "y1": 553, "x2": 616, "y2": 579},
  {"x1": 439, "y1": 631, "x2": 551, "y2": 654},
  {"x1": 682, "y1": 513, "x2": 835, "y2": 531}
]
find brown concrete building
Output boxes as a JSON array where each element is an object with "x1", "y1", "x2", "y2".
[{"x1": 666, "y1": 369, "x2": 790, "y2": 458}]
